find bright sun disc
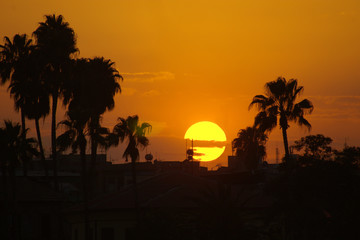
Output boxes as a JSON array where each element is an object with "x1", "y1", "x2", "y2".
[{"x1": 184, "y1": 121, "x2": 226, "y2": 162}]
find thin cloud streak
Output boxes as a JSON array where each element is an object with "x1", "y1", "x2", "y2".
[
  {"x1": 309, "y1": 95, "x2": 360, "y2": 120},
  {"x1": 121, "y1": 87, "x2": 137, "y2": 96},
  {"x1": 121, "y1": 72, "x2": 175, "y2": 83}
]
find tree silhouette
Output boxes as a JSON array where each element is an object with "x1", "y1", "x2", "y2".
[
  {"x1": 0, "y1": 120, "x2": 38, "y2": 239},
  {"x1": 84, "y1": 57, "x2": 121, "y2": 195},
  {"x1": 334, "y1": 146, "x2": 360, "y2": 168},
  {"x1": 20, "y1": 50, "x2": 50, "y2": 176},
  {"x1": 249, "y1": 77, "x2": 313, "y2": 162},
  {"x1": 57, "y1": 109, "x2": 89, "y2": 239},
  {"x1": 33, "y1": 14, "x2": 78, "y2": 190},
  {"x1": 63, "y1": 57, "x2": 121, "y2": 197},
  {"x1": 292, "y1": 134, "x2": 333, "y2": 166},
  {"x1": 232, "y1": 126, "x2": 267, "y2": 171},
  {"x1": 112, "y1": 115, "x2": 151, "y2": 220},
  {"x1": 0, "y1": 34, "x2": 33, "y2": 134}
]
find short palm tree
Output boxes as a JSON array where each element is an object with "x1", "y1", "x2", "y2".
[
  {"x1": 33, "y1": 14, "x2": 78, "y2": 190},
  {"x1": 0, "y1": 120, "x2": 38, "y2": 239},
  {"x1": 112, "y1": 115, "x2": 151, "y2": 220},
  {"x1": 0, "y1": 120, "x2": 38, "y2": 177},
  {"x1": 249, "y1": 77, "x2": 313, "y2": 161},
  {"x1": 232, "y1": 126, "x2": 267, "y2": 171}
]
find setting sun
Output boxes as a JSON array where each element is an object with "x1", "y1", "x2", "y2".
[{"x1": 184, "y1": 121, "x2": 226, "y2": 162}]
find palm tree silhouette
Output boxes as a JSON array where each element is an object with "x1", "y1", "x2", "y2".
[
  {"x1": 0, "y1": 34, "x2": 33, "y2": 134},
  {"x1": 0, "y1": 120, "x2": 38, "y2": 239},
  {"x1": 85, "y1": 58, "x2": 121, "y2": 190},
  {"x1": 21, "y1": 50, "x2": 50, "y2": 176},
  {"x1": 33, "y1": 14, "x2": 78, "y2": 190},
  {"x1": 232, "y1": 126, "x2": 267, "y2": 171},
  {"x1": 249, "y1": 77, "x2": 313, "y2": 161},
  {"x1": 112, "y1": 115, "x2": 151, "y2": 220},
  {"x1": 57, "y1": 109, "x2": 89, "y2": 239},
  {"x1": 63, "y1": 57, "x2": 121, "y2": 197}
]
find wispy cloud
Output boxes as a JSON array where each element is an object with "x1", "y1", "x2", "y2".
[
  {"x1": 121, "y1": 87, "x2": 137, "y2": 96},
  {"x1": 308, "y1": 95, "x2": 360, "y2": 120},
  {"x1": 121, "y1": 72, "x2": 175, "y2": 83},
  {"x1": 142, "y1": 90, "x2": 160, "y2": 97},
  {"x1": 144, "y1": 121, "x2": 168, "y2": 136}
]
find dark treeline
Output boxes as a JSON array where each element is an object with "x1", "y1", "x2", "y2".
[
  {"x1": 0, "y1": 14, "x2": 151, "y2": 240},
  {"x1": 228, "y1": 78, "x2": 360, "y2": 240}
]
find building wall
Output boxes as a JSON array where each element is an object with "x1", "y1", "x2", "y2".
[{"x1": 68, "y1": 210, "x2": 136, "y2": 240}]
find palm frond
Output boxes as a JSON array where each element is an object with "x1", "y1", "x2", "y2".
[
  {"x1": 249, "y1": 95, "x2": 269, "y2": 110},
  {"x1": 254, "y1": 111, "x2": 277, "y2": 133},
  {"x1": 295, "y1": 116, "x2": 312, "y2": 131}
]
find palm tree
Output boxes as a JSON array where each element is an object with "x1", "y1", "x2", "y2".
[
  {"x1": 3, "y1": 38, "x2": 50, "y2": 177},
  {"x1": 232, "y1": 126, "x2": 267, "y2": 171},
  {"x1": 33, "y1": 14, "x2": 78, "y2": 190},
  {"x1": 86, "y1": 58, "x2": 121, "y2": 196},
  {"x1": 57, "y1": 110, "x2": 89, "y2": 239},
  {"x1": 112, "y1": 115, "x2": 151, "y2": 220},
  {"x1": 249, "y1": 77, "x2": 313, "y2": 161},
  {"x1": 64, "y1": 57, "x2": 121, "y2": 197},
  {"x1": 0, "y1": 120, "x2": 38, "y2": 239},
  {"x1": 0, "y1": 34, "x2": 33, "y2": 134},
  {"x1": 21, "y1": 50, "x2": 50, "y2": 176}
]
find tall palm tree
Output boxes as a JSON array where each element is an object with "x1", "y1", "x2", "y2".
[
  {"x1": 232, "y1": 126, "x2": 267, "y2": 171},
  {"x1": 0, "y1": 34, "x2": 33, "y2": 134},
  {"x1": 4, "y1": 38, "x2": 50, "y2": 177},
  {"x1": 33, "y1": 14, "x2": 78, "y2": 190},
  {"x1": 57, "y1": 110, "x2": 89, "y2": 239},
  {"x1": 112, "y1": 115, "x2": 151, "y2": 220},
  {"x1": 21, "y1": 50, "x2": 50, "y2": 176},
  {"x1": 86, "y1": 58, "x2": 121, "y2": 194},
  {"x1": 249, "y1": 77, "x2": 313, "y2": 161},
  {"x1": 64, "y1": 57, "x2": 121, "y2": 197}
]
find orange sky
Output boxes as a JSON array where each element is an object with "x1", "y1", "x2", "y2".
[{"x1": 1, "y1": 0, "x2": 360, "y2": 168}]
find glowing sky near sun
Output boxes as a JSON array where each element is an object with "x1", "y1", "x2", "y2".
[{"x1": 0, "y1": 0, "x2": 360, "y2": 167}]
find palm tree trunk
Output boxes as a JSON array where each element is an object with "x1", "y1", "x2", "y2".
[
  {"x1": 51, "y1": 92, "x2": 59, "y2": 190},
  {"x1": 35, "y1": 118, "x2": 48, "y2": 177},
  {"x1": 20, "y1": 109, "x2": 26, "y2": 135},
  {"x1": 89, "y1": 116, "x2": 97, "y2": 199},
  {"x1": 281, "y1": 127, "x2": 290, "y2": 161},
  {"x1": 90, "y1": 137, "x2": 97, "y2": 199},
  {"x1": 20, "y1": 109, "x2": 28, "y2": 177},
  {"x1": 80, "y1": 136, "x2": 89, "y2": 240},
  {"x1": 90, "y1": 115, "x2": 102, "y2": 199}
]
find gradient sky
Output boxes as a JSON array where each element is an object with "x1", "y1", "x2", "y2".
[{"x1": 1, "y1": 0, "x2": 360, "y2": 168}]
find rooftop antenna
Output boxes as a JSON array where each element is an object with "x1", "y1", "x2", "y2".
[{"x1": 192, "y1": 138, "x2": 194, "y2": 175}]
